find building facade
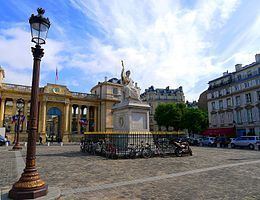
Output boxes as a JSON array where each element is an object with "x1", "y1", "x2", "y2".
[
  {"x1": 207, "y1": 54, "x2": 260, "y2": 136},
  {"x1": 141, "y1": 86, "x2": 185, "y2": 131},
  {"x1": 0, "y1": 68, "x2": 122, "y2": 142},
  {"x1": 90, "y1": 78, "x2": 122, "y2": 132}
]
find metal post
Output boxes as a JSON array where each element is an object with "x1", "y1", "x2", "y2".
[
  {"x1": 9, "y1": 45, "x2": 48, "y2": 199},
  {"x1": 12, "y1": 109, "x2": 22, "y2": 150}
]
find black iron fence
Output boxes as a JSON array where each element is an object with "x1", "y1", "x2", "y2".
[{"x1": 80, "y1": 131, "x2": 191, "y2": 159}]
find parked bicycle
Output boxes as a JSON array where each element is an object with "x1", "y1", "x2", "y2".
[{"x1": 127, "y1": 141, "x2": 152, "y2": 159}]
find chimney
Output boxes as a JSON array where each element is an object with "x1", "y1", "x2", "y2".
[
  {"x1": 255, "y1": 54, "x2": 260, "y2": 63},
  {"x1": 235, "y1": 64, "x2": 242, "y2": 71},
  {"x1": 223, "y1": 70, "x2": 228, "y2": 76}
]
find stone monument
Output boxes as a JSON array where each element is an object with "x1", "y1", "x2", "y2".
[{"x1": 112, "y1": 60, "x2": 150, "y2": 132}]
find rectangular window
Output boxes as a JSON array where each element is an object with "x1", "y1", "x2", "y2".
[
  {"x1": 247, "y1": 108, "x2": 253, "y2": 123},
  {"x1": 227, "y1": 98, "x2": 232, "y2": 107},
  {"x1": 219, "y1": 100, "x2": 223, "y2": 109},
  {"x1": 247, "y1": 71, "x2": 252, "y2": 77},
  {"x1": 235, "y1": 96, "x2": 240, "y2": 106},
  {"x1": 244, "y1": 82, "x2": 249, "y2": 88},
  {"x1": 212, "y1": 102, "x2": 216, "y2": 110},
  {"x1": 245, "y1": 93, "x2": 251, "y2": 103},
  {"x1": 259, "y1": 107, "x2": 260, "y2": 122},
  {"x1": 220, "y1": 113, "x2": 225, "y2": 124},
  {"x1": 257, "y1": 91, "x2": 260, "y2": 101},
  {"x1": 226, "y1": 88, "x2": 230, "y2": 94},
  {"x1": 237, "y1": 110, "x2": 242, "y2": 124},
  {"x1": 237, "y1": 74, "x2": 241, "y2": 80}
]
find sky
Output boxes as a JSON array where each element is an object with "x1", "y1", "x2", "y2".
[{"x1": 0, "y1": 0, "x2": 259, "y2": 101}]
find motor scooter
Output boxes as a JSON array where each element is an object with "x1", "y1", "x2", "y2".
[{"x1": 172, "y1": 140, "x2": 192, "y2": 157}]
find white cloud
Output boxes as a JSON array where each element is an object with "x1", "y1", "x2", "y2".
[
  {"x1": 0, "y1": 25, "x2": 67, "y2": 85},
  {"x1": 69, "y1": 0, "x2": 241, "y2": 100}
]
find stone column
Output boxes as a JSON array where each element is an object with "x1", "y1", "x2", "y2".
[
  {"x1": 22, "y1": 100, "x2": 28, "y2": 132},
  {"x1": 94, "y1": 106, "x2": 97, "y2": 131},
  {"x1": 12, "y1": 98, "x2": 17, "y2": 133},
  {"x1": 12, "y1": 98, "x2": 17, "y2": 115},
  {"x1": 41, "y1": 101, "x2": 47, "y2": 135},
  {"x1": 87, "y1": 106, "x2": 90, "y2": 132},
  {"x1": 69, "y1": 105, "x2": 73, "y2": 134},
  {"x1": 64, "y1": 103, "x2": 69, "y2": 132},
  {"x1": 0, "y1": 98, "x2": 5, "y2": 127},
  {"x1": 77, "y1": 105, "x2": 81, "y2": 134}
]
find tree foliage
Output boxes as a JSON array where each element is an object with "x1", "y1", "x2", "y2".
[
  {"x1": 154, "y1": 103, "x2": 208, "y2": 133},
  {"x1": 182, "y1": 107, "x2": 208, "y2": 135}
]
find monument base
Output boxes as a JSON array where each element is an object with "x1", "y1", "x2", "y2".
[
  {"x1": 112, "y1": 100, "x2": 150, "y2": 132},
  {"x1": 112, "y1": 101, "x2": 152, "y2": 150}
]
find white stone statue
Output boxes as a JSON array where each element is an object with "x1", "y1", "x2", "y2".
[{"x1": 121, "y1": 60, "x2": 141, "y2": 102}]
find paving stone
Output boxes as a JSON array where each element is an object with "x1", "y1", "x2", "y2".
[{"x1": 1, "y1": 145, "x2": 260, "y2": 199}]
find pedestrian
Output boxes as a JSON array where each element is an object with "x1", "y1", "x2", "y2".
[{"x1": 39, "y1": 135, "x2": 43, "y2": 145}]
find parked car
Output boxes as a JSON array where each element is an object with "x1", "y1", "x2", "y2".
[
  {"x1": 200, "y1": 137, "x2": 215, "y2": 146},
  {"x1": 188, "y1": 137, "x2": 200, "y2": 146},
  {"x1": 0, "y1": 135, "x2": 7, "y2": 146},
  {"x1": 230, "y1": 136, "x2": 260, "y2": 150},
  {"x1": 214, "y1": 137, "x2": 231, "y2": 147}
]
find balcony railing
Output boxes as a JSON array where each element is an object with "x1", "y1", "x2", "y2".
[
  {"x1": 71, "y1": 92, "x2": 98, "y2": 99},
  {"x1": 2, "y1": 83, "x2": 31, "y2": 92}
]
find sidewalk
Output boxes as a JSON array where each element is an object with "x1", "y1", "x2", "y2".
[{"x1": 0, "y1": 148, "x2": 19, "y2": 188}]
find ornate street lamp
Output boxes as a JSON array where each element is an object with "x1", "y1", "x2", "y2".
[
  {"x1": 9, "y1": 8, "x2": 50, "y2": 199},
  {"x1": 12, "y1": 98, "x2": 25, "y2": 150}
]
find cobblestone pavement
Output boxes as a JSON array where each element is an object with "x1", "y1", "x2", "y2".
[
  {"x1": 0, "y1": 148, "x2": 17, "y2": 188},
  {"x1": 1, "y1": 145, "x2": 260, "y2": 199}
]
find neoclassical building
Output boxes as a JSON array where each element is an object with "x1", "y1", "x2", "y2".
[{"x1": 0, "y1": 68, "x2": 122, "y2": 142}]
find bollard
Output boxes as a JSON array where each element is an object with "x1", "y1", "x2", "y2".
[
  {"x1": 24, "y1": 142, "x2": 27, "y2": 147},
  {"x1": 5, "y1": 141, "x2": 9, "y2": 146},
  {"x1": 47, "y1": 142, "x2": 50, "y2": 146},
  {"x1": 60, "y1": 142, "x2": 63, "y2": 147},
  {"x1": 217, "y1": 143, "x2": 220, "y2": 148},
  {"x1": 228, "y1": 144, "x2": 231, "y2": 148}
]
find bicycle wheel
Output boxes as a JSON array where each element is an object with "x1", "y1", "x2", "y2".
[
  {"x1": 142, "y1": 148, "x2": 152, "y2": 158},
  {"x1": 175, "y1": 148, "x2": 182, "y2": 157}
]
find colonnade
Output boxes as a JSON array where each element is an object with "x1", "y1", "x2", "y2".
[
  {"x1": 0, "y1": 98, "x2": 98, "y2": 140},
  {"x1": 0, "y1": 98, "x2": 30, "y2": 133}
]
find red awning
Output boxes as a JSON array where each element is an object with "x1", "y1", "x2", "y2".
[{"x1": 202, "y1": 127, "x2": 235, "y2": 137}]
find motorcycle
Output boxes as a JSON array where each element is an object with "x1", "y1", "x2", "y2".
[{"x1": 172, "y1": 140, "x2": 193, "y2": 157}]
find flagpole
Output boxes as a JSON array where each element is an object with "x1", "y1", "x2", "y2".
[{"x1": 55, "y1": 67, "x2": 58, "y2": 85}]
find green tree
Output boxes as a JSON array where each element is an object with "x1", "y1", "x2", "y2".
[
  {"x1": 154, "y1": 103, "x2": 185, "y2": 131},
  {"x1": 182, "y1": 108, "x2": 208, "y2": 137}
]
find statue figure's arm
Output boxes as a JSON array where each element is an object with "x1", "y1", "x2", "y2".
[{"x1": 121, "y1": 60, "x2": 125, "y2": 84}]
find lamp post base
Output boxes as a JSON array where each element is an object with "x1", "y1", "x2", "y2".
[
  {"x1": 8, "y1": 168, "x2": 48, "y2": 199},
  {"x1": 9, "y1": 184, "x2": 48, "y2": 199},
  {"x1": 12, "y1": 144, "x2": 23, "y2": 150}
]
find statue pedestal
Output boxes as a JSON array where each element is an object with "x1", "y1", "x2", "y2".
[
  {"x1": 112, "y1": 101, "x2": 152, "y2": 149},
  {"x1": 112, "y1": 100, "x2": 150, "y2": 132}
]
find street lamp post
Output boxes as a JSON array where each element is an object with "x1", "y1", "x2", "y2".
[
  {"x1": 9, "y1": 8, "x2": 50, "y2": 199},
  {"x1": 12, "y1": 98, "x2": 24, "y2": 150}
]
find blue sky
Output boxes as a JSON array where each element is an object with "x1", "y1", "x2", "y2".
[{"x1": 0, "y1": 0, "x2": 259, "y2": 101}]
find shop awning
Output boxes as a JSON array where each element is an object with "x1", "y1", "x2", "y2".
[{"x1": 202, "y1": 127, "x2": 235, "y2": 137}]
